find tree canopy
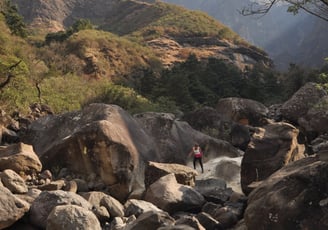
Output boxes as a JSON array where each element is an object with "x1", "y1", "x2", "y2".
[{"x1": 241, "y1": 0, "x2": 328, "y2": 22}]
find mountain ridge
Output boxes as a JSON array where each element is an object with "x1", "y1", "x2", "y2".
[
  {"x1": 161, "y1": 0, "x2": 328, "y2": 70},
  {"x1": 11, "y1": 0, "x2": 273, "y2": 71}
]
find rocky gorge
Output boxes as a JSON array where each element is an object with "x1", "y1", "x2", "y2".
[{"x1": 1, "y1": 82, "x2": 328, "y2": 229}]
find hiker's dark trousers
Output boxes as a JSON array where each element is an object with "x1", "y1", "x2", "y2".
[{"x1": 193, "y1": 157, "x2": 204, "y2": 173}]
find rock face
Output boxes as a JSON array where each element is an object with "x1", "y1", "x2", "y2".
[
  {"x1": 244, "y1": 156, "x2": 328, "y2": 230},
  {"x1": 182, "y1": 106, "x2": 223, "y2": 138},
  {"x1": 134, "y1": 112, "x2": 240, "y2": 163},
  {"x1": 22, "y1": 103, "x2": 155, "y2": 201},
  {"x1": 241, "y1": 122, "x2": 305, "y2": 195}
]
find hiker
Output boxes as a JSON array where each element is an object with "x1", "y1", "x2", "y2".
[{"x1": 189, "y1": 143, "x2": 204, "y2": 173}]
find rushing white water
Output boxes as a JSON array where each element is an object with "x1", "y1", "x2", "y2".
[{"x1": 188, "y1": 156, "x2": 243, "y2": 194}]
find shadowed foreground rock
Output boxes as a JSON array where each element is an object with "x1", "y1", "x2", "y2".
[
  {"x1": 244, "y1": 156, "x2": 328, "y2": 230},
  {"x1": 241, "y1": 121, "x2": 305, "y2": 195},
  {"x1": 0, "y1": 186, "x2": 30, "y2": 229}
]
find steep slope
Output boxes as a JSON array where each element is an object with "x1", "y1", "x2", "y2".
[
  {"x1": 161, "y1": 0, "x2": 328, "y2": 70},
  {"x1": 12, "y1": 0, "x2": 273, "y2": 70}
]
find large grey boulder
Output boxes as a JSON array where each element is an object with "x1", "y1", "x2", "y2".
[
  {"x1": 216, "y1": 97, "x2": 269, "y2": 126},
  {"x1": 182, "y1": 106, "x2": 225, "y2": 139},
  {"x1": 244, "y1": 156, "x2": 328, "y2": 230},
  {"x1": 241, "y1": 121, "x2": 305, "y2": 195},
  {"x1": 22, "y1": 103, "x2": 156, "y2": 201}
]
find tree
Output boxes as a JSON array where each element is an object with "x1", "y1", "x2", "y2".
[
  {"x1": 70, "y1": 19, "x2": 93, "y2": 34},
  {"x1": 241, "y1": 0, "x2": 328, "y2": 22},
  {"x1": 1, "y1": 0, "x2": 28, "y2": 37},
  {"x1": 45, "y1": 19, "x2": 93, "y2": 44}
]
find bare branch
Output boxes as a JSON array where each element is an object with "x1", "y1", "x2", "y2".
[
  {"x1": 0, "y1": 60, "x2": 22, "y2": 89},
  {"x1": 239, "y1": 0, "x2": 278, "y2": 16},
  {"x1": 240, "y1": 0, "x2": 328, "y2": 22}
]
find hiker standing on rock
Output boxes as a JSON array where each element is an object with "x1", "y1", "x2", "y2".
[{"x1": 189, "y1": 143, "x2": 204, "y2": 173}]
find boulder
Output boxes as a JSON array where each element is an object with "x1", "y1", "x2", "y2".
[
  {"x1": 1, "y1": 126, "x2": 19, "y2": 144},
  {"x1": 100, "y1": 194, "x2": 125, "y2": 217},
  {"x1": 182, "y1": 106, "x2": 225, "y2": 139},
  {"x1": 214, "y1": 158, "x2": 241, "y2": 183},
  {"x1": 230, "y1": 123, "x2": 251, "y2": 151},
  {"x1": 46, "y1": 205, "x2": 101, "y2": 230},
  {"x1": 29, "y1": 190, "x2": 92, "y2": 229},
  {"x1": 280, "y1": 82, "x2": 327, "y2": 124},
  {"x1": 144, "y1": 173, "x2": 206, "y2": 214},
  {"x1": 241, "y1": 122, "x2": 305, "y2": 195},
  {"x1": 0, "y1": 185, "x2": 30, "y2": 229},
  {"x1": 15, "y1": 188, "x2": 41, "y2": 205},
  {"x1": 311, "y1": 134, "x2": 328, "y2": 161},
  {"x1": 216, "y1": 97, "x2": 269, "y2": 126},
  {"x1": 145, "y1": 161, "x2": 198, "y2": 188},
  {"x1": 124, "y1": 210, "x2": 175, "y2": 230},
  {"x1": 0, "y1": 142, "x2": 42, "y2": 175},
  {"x1": 298, "y1": 95, "x2": 328, "y2": 134},
  {"x1": 80, "y1": 191, "x2": 124, "y2": 218},
  {"x1": 244, "y1": 156, "x2": 328, "y2": 230},
  {"x1": 0, "y1": 109, "x2": 19, "y2": 144},
  {"x1": 124, "y1": 199, "x2": 163, "y2": 218},
  {"x1": 194, "y1": 178, "x2": 226, "y2": 198},
  {"x1": 0, "y1": 169, "x2": 28, "y2": 194},
  {"x1": 22, "y1": 103, "x2": 155, "y2": 202}
]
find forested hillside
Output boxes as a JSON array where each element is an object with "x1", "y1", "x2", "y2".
[{"x1": 0, "y1": 0, "x2": 327, "y2": 116}]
